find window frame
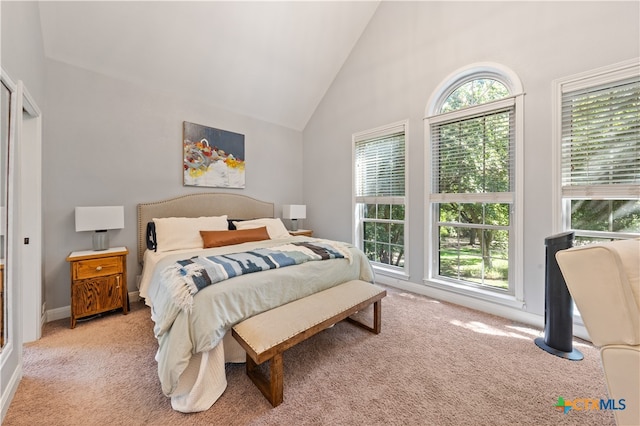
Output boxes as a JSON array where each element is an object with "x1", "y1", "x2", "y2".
[
  {"x1": 352, "y1": 120, "x2": 409, "y2": 279},
  {"x1": 552, "y1": 58, "x2": 640, "y2": 240},
  {"x1": 424, "y1": 63, "x2": 524, "y2": 307}
]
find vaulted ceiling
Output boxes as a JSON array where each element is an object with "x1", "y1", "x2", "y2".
[{"x1": 38, "y1": 1, "x2": 380, "y2": 130}]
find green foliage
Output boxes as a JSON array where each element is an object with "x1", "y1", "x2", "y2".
[
  {"x1": 363, "y1": 203, "x2": 405, "y2": 267},
  {"x1": 436, "y1": 110, "x2": 512, "y2": 194},
  {"x1": 571, "y1": 199, "x2": 640, "y2": 233},
  {"x1": 438, "y1": 235, "x2": 509, "y2": 289},
  {"x1": 441, "y1": 79, "x2": 509, "y2": 113}
]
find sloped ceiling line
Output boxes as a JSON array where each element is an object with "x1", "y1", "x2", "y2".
[{"x1": 38, "y1": 1, "x2": 380, "y2": 130}]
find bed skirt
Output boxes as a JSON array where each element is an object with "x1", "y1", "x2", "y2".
[{"x1": 170, "y1": 332, "x2": 246, "y2": 412}]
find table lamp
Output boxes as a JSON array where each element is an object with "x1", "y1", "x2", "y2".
[
  {"x1": 75, "y1": 206, "x2": 124, "y2": 251},
  {"x1": 282, "y1": 204, "x2": 306, "y2": 231}
]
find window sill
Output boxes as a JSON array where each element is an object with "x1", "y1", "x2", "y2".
[
  {"x1": 423, "y1": 277, "x2": 524, "y2": 310},
  {"x1": 372, "y1": 264, "x2": 409, "y2": 281}
]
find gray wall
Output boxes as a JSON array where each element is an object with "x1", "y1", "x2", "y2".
[
  {"x1": 1, "y1": 1, "x2": 46, "y2": 105},
  {"x1": 43, "y1": 59, "x2": 304, "y2": 310},
  {"x1": 302, "y1": 1, "x2": 640, "y2": 318}
]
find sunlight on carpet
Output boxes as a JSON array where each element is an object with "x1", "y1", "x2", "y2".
[{"x1": 450, "y1": 319, "x2": 532, "y2": 340}]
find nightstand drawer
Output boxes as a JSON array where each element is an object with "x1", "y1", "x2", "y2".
[{"x1": 73, "y1": 256, "x2": 122, "y2": 280}]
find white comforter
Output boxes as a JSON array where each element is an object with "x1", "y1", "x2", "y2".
[{"x1": 139, "y1": 236, "x2": 375, "y2": 411}]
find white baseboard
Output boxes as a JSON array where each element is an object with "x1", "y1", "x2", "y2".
[
  {"x1": 0, "y1": 356, "x2": 22, "y2": 422},
  {"x1": 378, "y1": 277, "x2": 591, "y2": 342},
  {"x1": 45, "y1": 291, "x2": 141, "y2": 323},
  {"x1": 46, "y1": 305, "x2": 70, "y2": 323}
]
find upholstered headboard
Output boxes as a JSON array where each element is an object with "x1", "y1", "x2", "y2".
[{"x1": 136, "y1": 193, "x2": 274, "y2": 264}]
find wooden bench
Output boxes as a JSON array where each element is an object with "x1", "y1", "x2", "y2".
[{"x1": 231, "y1": 279, "x2": 387, "y2": 407}]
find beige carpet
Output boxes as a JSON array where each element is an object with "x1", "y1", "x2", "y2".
[{"x1": 4, "y1": 287, "x2": 615, "y2": 426}]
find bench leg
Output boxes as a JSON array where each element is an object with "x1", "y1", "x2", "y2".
[
  {"x1": 346, "y1": 299, "x2": 382, "y2": 334},
  {"x1": 246, "y1": 353, "x2": 284, "y2": 407},
  {"x1": 270, "y1": 353, "x2": 284, "y2": 406}
]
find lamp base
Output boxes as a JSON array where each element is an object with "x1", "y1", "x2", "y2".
[
  {"x1": 93, "y1": 230, "x2": 109, "y2": 251},
  {"x1": 291, "y1": 219, "x2": 299, "y2": 231},
  {"x1": 534, "y1": 337, "x2": 583, "y2": 361}
]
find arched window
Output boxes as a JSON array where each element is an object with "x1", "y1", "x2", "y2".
[{"x1": 425, "y1": 63, "x2": 523, "y2": 302}]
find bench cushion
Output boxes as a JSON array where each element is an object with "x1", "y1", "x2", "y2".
[{"x1": 232, "y1": 280, "x2": 385, "y2": 356}]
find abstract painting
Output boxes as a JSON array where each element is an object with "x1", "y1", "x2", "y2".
[{"x1": 183, "y1": 121, "x2": 245, "y2": 188}]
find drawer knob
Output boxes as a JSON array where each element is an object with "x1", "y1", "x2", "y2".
[{"x1": 95, "y1": 266, "x2": 103, "y2": 271}]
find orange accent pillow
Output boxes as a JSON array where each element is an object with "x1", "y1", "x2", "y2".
[{"x1": 200, "y1": 226, "x2": 270, "y2": 248}]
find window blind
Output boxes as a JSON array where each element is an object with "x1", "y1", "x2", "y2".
[
  {"x1": 355, "y1": 130, "x2": 405, "y2": 202},
  {"x1": 431, "y1": 106, "x2": 515, "y2": 196},
  {"x1": 561, "y1": 77, "x2": 640, "y2": 196}
]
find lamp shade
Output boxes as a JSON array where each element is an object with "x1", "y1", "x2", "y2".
[
  {"x1": 75, "y1": 206, "x2": 124, "y2": 232},
  {"x1": 282, "y1": 204, "x2": 306, "y2": 220}
]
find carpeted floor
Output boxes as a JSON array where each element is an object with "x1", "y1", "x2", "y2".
[{"x1": 4, "y1": 287, "x2": 616, "y2": 425}]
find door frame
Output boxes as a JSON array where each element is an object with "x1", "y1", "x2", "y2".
[{"x1": 19, "y1": 82, "x2": 42, "y2": 343}]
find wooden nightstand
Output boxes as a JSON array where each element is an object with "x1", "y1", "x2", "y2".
[
  {"x1": 66, "y1": 247, "x2": 129, "y2": 328},
  {"x1": 289, "y1": 229, "x2": 313, "y2": 237}
]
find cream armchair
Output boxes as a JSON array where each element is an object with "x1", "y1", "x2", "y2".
[{"x1": 556, "y1": 238, "x2": 639, "y2": 426}]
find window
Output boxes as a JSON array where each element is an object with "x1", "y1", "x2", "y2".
[
  {"x1": 555, "y1": 59, "x2": 640, "y2": 244},
  {"x1": 426, "y1": 64, "x2": 523, "y2": 299},
  {"x1": 353, "y1": 121, "x2": 407, "y2": 274}
]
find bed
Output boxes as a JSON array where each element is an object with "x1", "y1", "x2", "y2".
[{"x1": 136, "y1": 193, "x2": 375, "y2": 412}]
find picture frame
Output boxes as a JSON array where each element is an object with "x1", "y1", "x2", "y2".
[{"x1": 183, "y1": 121, "x2": 245, "y2": 188}]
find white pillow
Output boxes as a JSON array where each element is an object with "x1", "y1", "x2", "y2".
[
  {"x1": 233, "y1": 218, "x2": 290, "y2": 239},
  {"x1": 153, "y1": 215, "x2": 228, "y2": 252}
]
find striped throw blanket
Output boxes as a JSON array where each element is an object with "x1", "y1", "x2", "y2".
[{"x1": 162, "y1": 241, "x2": 351, "y2": 312}]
